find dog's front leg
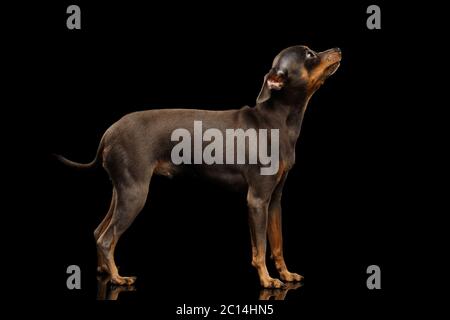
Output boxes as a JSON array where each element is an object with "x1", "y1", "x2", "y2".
[
  {"x1": 268, "y1": 173, "x2": 303, "y2": 283},
  {"x1": 247, "y1": 190, "x2": 284, "y2": 289},
  {"x1": 268, "y1": 199, "x2": 304, "y2": 282}
]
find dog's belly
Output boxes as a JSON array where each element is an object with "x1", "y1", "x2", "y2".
[
  {"x1": 154, "y1": 160, "x2": 248, "y2": 190},
  {"x1": 194, "y1": 164, "x2": 248, "y2": 189}
]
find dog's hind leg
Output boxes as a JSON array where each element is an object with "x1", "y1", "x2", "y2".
[
  {"x1": 97, "y1": 170, "x2": 151, "y2": 286},
  {"x1": 94, "y1": 188, "x2": 117, "y2": 274}
]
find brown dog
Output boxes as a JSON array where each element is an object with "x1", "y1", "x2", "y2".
[{"x1": 56, "y1": 45, "x2": 341, "y2": 288}]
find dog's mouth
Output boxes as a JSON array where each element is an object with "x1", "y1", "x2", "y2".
[
  {"x1": 323, "y1": 62, "x2": 340, "y2": 78},
  {"x1": 318, "y1": 48, "x2": 342, "y2": 80}
]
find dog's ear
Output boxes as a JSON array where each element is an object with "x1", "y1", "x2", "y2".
[{"x1": 256, "y1": 68, "x2": 287, "y2": 104}]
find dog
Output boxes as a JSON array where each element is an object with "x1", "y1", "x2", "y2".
[{"x1": 56, "y1": 45, "x2": 341, "y2": 288}]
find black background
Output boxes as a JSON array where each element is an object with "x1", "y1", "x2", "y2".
[{"x1": 8, "y1": 0, "x2": 426, "y2": 317}]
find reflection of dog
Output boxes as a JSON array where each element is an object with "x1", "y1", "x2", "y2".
[
  {"x1": 96, "y1": 275, "x2": 135, "y2": 300},
  {"x1": 56, "y1": 46, "x2": 341, "y2": 288},
  {"x1": 259, "y1": 282, "x2": 303, "y2": 300}
]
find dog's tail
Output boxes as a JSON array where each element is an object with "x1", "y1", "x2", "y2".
[{"x1": 54, "y1": 138, "x2": 104, "y2": 170}]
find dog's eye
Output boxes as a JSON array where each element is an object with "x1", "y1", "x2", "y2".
[{"x1": 305, "y1": 51, "x2": 315, "y2": 59}]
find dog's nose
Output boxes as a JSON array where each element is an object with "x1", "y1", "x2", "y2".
[{"x1": 334, "y1": 47, "x2": 341, "y2": 54}]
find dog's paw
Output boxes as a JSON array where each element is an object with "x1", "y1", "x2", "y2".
[
  {"x1": 111, "y1": 275, "x2": 136, "y2": 286},
  {"x1": 261, "y1": 277, "x2": 285, "y2": 289},
  {"x1": 280, "y1": 271, "x2": 303, "y2": 282}
]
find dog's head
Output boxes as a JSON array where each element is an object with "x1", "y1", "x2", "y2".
[{"x1": 257, "y1": 46, "x2": 341, "y2": 104}]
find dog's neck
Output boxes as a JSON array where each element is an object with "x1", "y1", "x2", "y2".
[{"x1": 256, "y1": 89, "x2": 312, "y2": 140}]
